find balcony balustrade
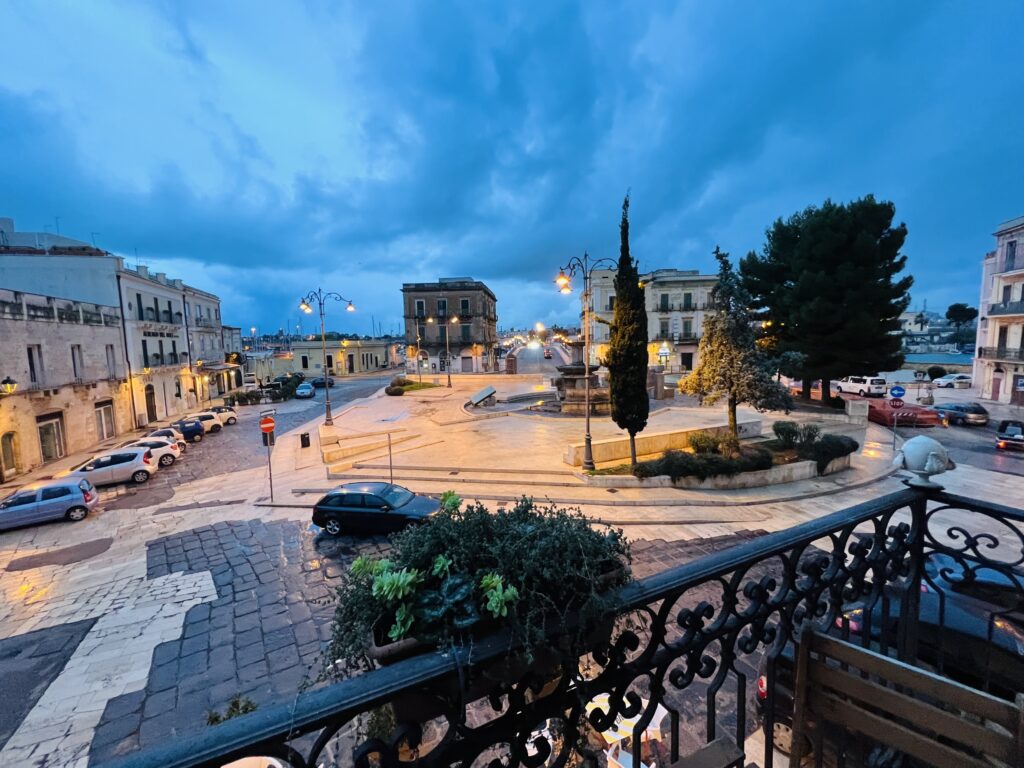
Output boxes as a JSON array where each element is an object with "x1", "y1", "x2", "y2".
[
  {"x1": 979, "y1": 346, "x2": 1024, "y2": 361},
  {"x1": 105, "y1": 487, "x2": 1024, "y2": 768},
  {"x1": 989, "y1": 300, "x2": 1024, "y2": 317}
]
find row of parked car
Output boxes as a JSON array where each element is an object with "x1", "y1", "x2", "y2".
[{"x1": 0, "y1": 405, "x2": 240, "y2": 532}]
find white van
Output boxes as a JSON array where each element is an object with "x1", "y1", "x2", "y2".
[
  {"x1": 243, "y1": 373, "x2": 258, "y2": 392},
  {"x1": 835, "y1": 376, "x2": 887, "y2": 397}
]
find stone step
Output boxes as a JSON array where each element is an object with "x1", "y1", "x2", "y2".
[{"x1": 321, "y1": 432, "x2": 417, "y2": 464}]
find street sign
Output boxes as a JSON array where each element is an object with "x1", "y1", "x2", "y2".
[
  {"x1": 260, "y1": 416, "x2": 276, "y2": 433},
  {"x1": 890, "y1": 385, "x2": 906, "y2": 398},
  {"x1": 889, "y1": 398, "x2": 904, "y2": 409}
]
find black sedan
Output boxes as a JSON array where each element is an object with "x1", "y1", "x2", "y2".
[
  {"x1": 311, "y1": 376, "x2": 335, "y2": 388},
  {"x1": 996, "y1": 420, "x2": 1024, "y2": 451},
  {"x1": 312, "y1": 482, "x2": 439, "y2": 536}
]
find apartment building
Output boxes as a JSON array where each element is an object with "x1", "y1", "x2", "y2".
[
  {"x1": 0, "y1": 287, "x2": 129, "y2": 481},
  {"x1": 590, "y1": 268, "x2": 717, "y2": 371},
  {"x1": 402, "y1": 278, "x2": 498, "y2": 373},
  {"x1": 0, "y1": 216, "x2": 236, "y2": 472},
  {"x1": 975, "y1": 215, "x2": 1024, "y2": 405}
]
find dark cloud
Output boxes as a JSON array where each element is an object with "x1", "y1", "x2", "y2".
[{"x1": 0, "y1": 0, "x2": 1022, "y2": 331}]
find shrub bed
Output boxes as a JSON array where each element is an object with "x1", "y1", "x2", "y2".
[
  {"x1": 384, "y1": 385, "x2": 405, "y2": 396},
  {"x1": 632, "y1": 446, "x2": 773, "y2": 481}
]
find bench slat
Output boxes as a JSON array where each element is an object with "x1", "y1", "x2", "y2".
[
  {"x1": 810, "y1": 689, "x2": 994, "y2": 768},
  {"x1": 810, "y1": 661, "x2": 1015, "y2": 762},
  {"x1": 813, "y1": 633, "x2": 1016, "y2": 729}
]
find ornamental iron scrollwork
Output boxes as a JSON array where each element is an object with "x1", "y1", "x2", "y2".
[{"x1": 106, "y1": 488, "x2": 1024, "y2": 768}]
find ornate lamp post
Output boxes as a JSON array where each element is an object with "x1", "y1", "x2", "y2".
[
  {"x1": 299, "y1": 289, "x2": 356, "y2": 426},
  {"x1": 0, "y1": 376, "x2": 17, "y2": 396},
  {"x1": 555, "y1": 252, "x2": 616, "y2": 471},
  {"x1": 427, "y1": 315, "x2": 460, "y2": 387}
]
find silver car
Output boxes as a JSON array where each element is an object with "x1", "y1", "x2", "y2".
[
  {"x1": 62, "y1": 447, "x2": 158, "y2": 485},
  {"x1": 0, "y1": 478, "x2": 99, "y2": 531}
]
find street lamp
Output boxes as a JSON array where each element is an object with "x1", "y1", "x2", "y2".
[
  {"x1": 556, "y1": 251, "x2": 617, "y2": 471},
  {"x1": 427, "y1": 315, "x2": 460, "y2": 387},
  {"x1": 299, "y1": 289, "x2": 356, "y2": 426},
  {"x1": 0, "y1": 376, "x2": 17, "y2": 396},
  {"x1": 250, "y1": 326, "x2": 257, "y2": 353}
]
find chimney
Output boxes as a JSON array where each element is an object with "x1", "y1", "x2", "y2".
[{"x1": 136, "y1": 265, "x2": 149, "y2": 278}]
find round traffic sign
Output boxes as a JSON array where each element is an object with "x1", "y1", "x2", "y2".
[
  {"x1": 889, "y1": 398, "x2": 904, "y2": 409},
  {"x1": 259, "y1": 416, "x2": 276, "y2": 433},
  {"x1": 890, "y1": 385, "x2": 906, "y2": 398}
]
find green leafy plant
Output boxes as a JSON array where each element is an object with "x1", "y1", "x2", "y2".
[
  {"x1": 797, "y1": 423, "x2": 821, "y2": 446},
  {"x1": 325, "y1": 499, "x2": 631, "y2": 675},
  {"x1": 439, "y1": 490, "x2": 462, "y2": 512},
  {"x1": 632, "y1": 446, "x2": 773, "y2": 481},
  {"x1": 799, "y1": 434, "x2": 859, "y2": 472},
  {"x1": 717, "y1": 432, "x2": 741, "y2": 458},
  {"x1": 206, "y1": 695, "x2": 257, "y2": 726},
  {"x1": 772, "y1": 420, "x2": 800, "y2": 448},
  {"x1": 927, "y1": 365, "x2": 947, "y2": 380},
  {"x1": 384, "y1": 385, "x2": 405, "y2": 396},
  {"x1": 687, "y1": 431, "x2": 720, "y2": 454}
]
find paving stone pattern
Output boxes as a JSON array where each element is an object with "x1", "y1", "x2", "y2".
[
  {"x1": 89, "y1": 519, "x2": 390, "y2": 763},
  {"x1": 0, "y1": 618, "x2": 97, "y2": 749},
  {"x1": 90, "y1": 522, "x2": 775, "y2": 763}
]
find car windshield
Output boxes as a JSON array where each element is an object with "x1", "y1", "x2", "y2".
[{"x1": 381, "y1": 484, "x2": 415, "y2": 508}]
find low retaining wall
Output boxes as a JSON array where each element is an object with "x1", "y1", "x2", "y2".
[
  {"x1": 582, "y1": 454, "x2": 851, "y2": 489},
  {"x1": 563, "y1": 419, "x2": 761, "y2": 467}
]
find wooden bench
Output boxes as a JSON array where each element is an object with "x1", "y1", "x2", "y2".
[{"x1": 789, "y1": 623, "x2": 1024, "y2": 768}]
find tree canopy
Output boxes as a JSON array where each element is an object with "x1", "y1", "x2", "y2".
[
  {"x1": 682, "y1": 248, "x2": 791, "y2": 436},
  {"x1": 945, "y1": 302, "x2": 978, "y2": 345},
  {"x1": 740, "y1": 195, "x2": 913, "y2": 399},
  {"x1": 605, "y1": 194, "x2": 649, "y2": 465}
]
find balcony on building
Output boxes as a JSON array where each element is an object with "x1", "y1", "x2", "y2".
[
  {"x1": 104, "y1": 487, "x2": 1024, "y2": 768},
  {"x1": 978, "y1": 346, "x2": 1024, "y2": 362},
  {"x1": 989, "y1": 300, "x2": 1024, "y2": 317}
]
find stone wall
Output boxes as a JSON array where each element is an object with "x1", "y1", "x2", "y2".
[{"x1": 563, "y1": 419, "x2": 761, "y2": 466}]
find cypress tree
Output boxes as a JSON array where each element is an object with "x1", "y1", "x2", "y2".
[{"x1": 606, "y1": 194, "x2": 649, "y2": 465}]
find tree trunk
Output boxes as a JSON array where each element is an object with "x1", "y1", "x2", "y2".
[
  {"x1": 801, "y1": 380, "x2": 811, "y2": 401},
  {"x1": 821, "y1": 378, "x2": 831, "y2": 404},
  {"x1": 629, "y1": 432, "x2": 637, "y2": 466},
  {"x1": 728, "y1": 394, "x2": 738, "y2": 437}
]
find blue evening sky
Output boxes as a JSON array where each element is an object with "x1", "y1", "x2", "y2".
[{"x1": 1, "y1": 1, "x2": 1022, "y2": 335}]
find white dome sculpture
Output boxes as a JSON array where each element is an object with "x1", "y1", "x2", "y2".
[{"x1": 892, "y1": 434, "x2": 956, "y2": 489}]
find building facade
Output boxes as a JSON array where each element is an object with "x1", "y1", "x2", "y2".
[
  {"x1": 590, "y1": 268, "x2": 717, "y2": 371},
  {"x1": 402, "y1": 278, "x2": 498, "y2": 374},
  {"x1": 292, "y1": 339, "x2": 400, "y2": 377},
  {"x1": 975, "y1": 215, "x2": 1024, "y2": 405},
  {"x1": 0, "y1": 288, "x2": 130, "y2": 481},
  {"x1": 0, "y1": 216, "x2": 236, "y2": 473}
]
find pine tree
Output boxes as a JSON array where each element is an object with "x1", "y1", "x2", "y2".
[
  {"x1": 605, "y1": 194, "x2": 649, "y2": 465},
  {"x1": 682, "y1": 248, "x2": 791, "y2": 436},
  {"x1": 741, "y1": 195, "x2": 913, "y2": 400},
  {"x1": 945, "y1": 303, "x2": 978, "y2": 346}
]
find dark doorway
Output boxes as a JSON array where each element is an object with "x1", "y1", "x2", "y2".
[{"x1": 145, "y1": 384, "x2": 158, "y2": 423}]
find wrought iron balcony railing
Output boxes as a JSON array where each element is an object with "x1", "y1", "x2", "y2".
[
  {"x1": 988, "y1": 300, "x2": 1024, "y2": 316},
  {"x1": 106, "y1": 487, "x2": 1023, "y2": 768},
  {"x1": 979, "y1": 346, "x2": 1024, "y2": 361}
]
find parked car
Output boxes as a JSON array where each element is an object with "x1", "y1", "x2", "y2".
[
  {"x1": 121, "y1": 438, "x2": 181, "y2": 467},
  {"x1": 0, "y1": 478, "x2": 99, "y2": 531},
  {"x1": 311, "y1": 376, "x2": 335, "y2": 388},
  {"x1": 756, "y1": 552, "x2": 1024, "y2": 754},
  {"x1": 929, "y1": 401, "x2": 989, "y2": 426},
  {"x1": 169, "y1": 418, "x2": 205, "y2": 443},
  {"x1": 148, "y1": 426, "x2": 184, "y2": 443},
  {"x1": 934, "y1": 373, "x2": 972, "y2": 388},
  {"x1": 60, "y1": 447, "x2": 157, "y2": 485},
  {"x1": 295, "y1": 382, "x2": 315, "y2": 399},
  {"x1": 209, "y1": 405, "x2": 238, "y2": 425},
  {"x1": 543, "y1": 347, "x2": 553, "y2": 359},
  {"x1": 190, "y1": 412, "x2": 225, "y2": 433},
  {"x1": 996, "y1": 420, "x2": 1024, "y2": 451},
  {"x1": 312, "y1": 482, "x2": 440, "y2": 536},
  {"x1": 834, "y1": 376, "x2": 887, "y2": 397}
]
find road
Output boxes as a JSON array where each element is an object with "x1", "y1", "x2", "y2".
[
  {"x1": 511, "y1": 343, "x2": 568, "y2": 375},
  {"x1": 895, "y1": 419, "x2": 1024, "y2": 475}
]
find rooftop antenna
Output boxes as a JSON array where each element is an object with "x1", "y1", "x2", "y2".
[
  {"x1": 54, "y1": 216, "x2": 61, "y2": 235},
  {"x1": 90, "y1": 232, "x2": 101, "y2": 247}
]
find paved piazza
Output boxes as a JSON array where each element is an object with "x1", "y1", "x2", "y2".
[{"x1": 1, "y1": 371, "x2": 1021, "y2": 766}]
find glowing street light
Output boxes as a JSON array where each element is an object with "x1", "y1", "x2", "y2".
[{"x1": 298, "y1": 288, "x2": 357, "y2": 425}]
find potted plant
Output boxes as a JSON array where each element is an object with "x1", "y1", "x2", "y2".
[{"x1": 325, "y1": 497, "x2": 631, "y2": 717}]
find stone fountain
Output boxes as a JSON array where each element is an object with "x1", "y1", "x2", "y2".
[{"x1": 553, "y1": 340, "x2": 611, "y2": 415}]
